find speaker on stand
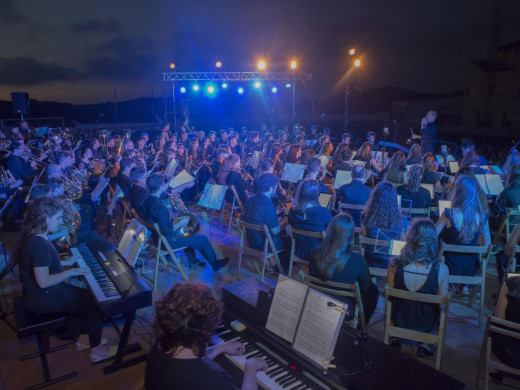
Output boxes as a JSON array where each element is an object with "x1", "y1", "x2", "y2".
[{"x1": 11, "y1": 92, "x2": 30, "y2": 120}]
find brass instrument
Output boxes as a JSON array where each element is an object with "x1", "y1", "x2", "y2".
[
  {"x1": 88, "y1": 158, "x2": 107, "y2": 175},
  {"x1": 172, "y1": 212, "x2": 200, "y2": 237},
  {"x1": 66, "y1": 166, "x2": 89, "y2": 188},
  {"x1": 63, "y1": 175, "x2": 83, "y2": 200},
  {"x1": 54, "y1": 198, "x2": 81, "y2": 251}
]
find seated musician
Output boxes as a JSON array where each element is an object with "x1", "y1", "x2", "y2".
[
  {"x1": 288, "y1": 179, "x2": 332, "y2": 260},
  {"x1": 338, "y1": 166, "x2": 371, "y2": 226},
  {"x1": 245, "y1": 131, "x2": 262, "y2": 157},
  {"x1": 310, "y1": 213, "x2": 379, "y2": 324},
  {"x1": 228, "y1": 134, "x2": 243, "y2": 157},
  {"x1": 141, "y1": 174, "x2": 229, "y2": 271},
  {"x1": 341, "y1": 132, "x2": 352, "y2": 147},
  {"x1": 490, "y1": 274, "x2": 520, "y2": 380},
  {"x1": 396, "y1": 165, "x2": 431, "y2": 211},
  {"x1": 354, "y1": 142, "x2": 382, "y2": 174},
  {"x1": 6, "y1": 141, "x2": 37, "y2": 181},
  {"x1": 460, "y1": 151, "x2": 489, "y2": 175},
  {"x1": 312, "y1": 135, "x2": 329, "y2": 153},
  {"x1": 303, "y1": 157, "x2": 329, "y2": 194},
  {"x1": 496, "y1": 164, "x2": 520, "y2": 215},
  {"x1": 76, "y1": 145, "x2": 92, "y2": 175},
  {"x1": 334, "y1": 148, "x2": 354, "y2": 175},
  {"x1": 422, "y1": 153, "x2": 443, "y2": 192},
  {"x1": 129, "y1": 166, "x2": 150, "y2": 217},
  {"x1": 239, "y1": 126, "x2": 248, "y2": 143},
  {"x1": 284, "y1": 144, "x2": 302, "y2": 164},
  {"x1": 218, "y1": 129, "x2": 229, "y2": 147},
  {"x1": 211, "y1": 148, "x2": 230, "y2": 183},
  {"x1": 435, "y1": 176, "x2": 490, "y2": 293},
  {"x1": 269, "y1": 143, "x2": 284, "y2": 174},
  {"x1": 252, "y1": 158, "x2": 274, "y2": 194},
  {"x1": 381, "y1": 151, "x2": 406, "y2": 186},
  {"x1": 20, "y1": 197, "x2": 114, "y2": 362},
  {"x1": 88, "y1": 137, "x2": 102, "y2": 160},
  {"x1": 300, "y1": 148, "x2": 316, "y2": 166},
  {"x1": 367, "y1": 131, "x2": 379, "y2": 151},
  {"x1": 386, "y1": 218, "x2": 449, "y2": 356},
  {"x1": 244, "y1": 173, "x2": 290, "y2": 270},
  {"x1": 332, "y1": 143, "x2": 350, "y2": 167},
  {"x1": 145, "y1": 282, "x2": 266, "y2": 390},
  {"x1": 116, "y1": 157, "x2": 135, "y2": 200},
  {"x1": 361, "y1": 181, "x2": 409, "y2": 269},
  {"x1": 218, "y1": 154, "x2": 247, "y2": 204},
  {"x1": 406, "y1": 144, "x2": 423, "y2": 165},
  {"x1": 460, "y1": 138, "x2": 488, "y2": 166}
]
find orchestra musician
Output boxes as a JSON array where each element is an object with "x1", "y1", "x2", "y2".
[
  {"x1": 7, "y1": 141, "x2": 45, "y2": 181},
  {"x1": 354, "y1": 142, "x2": 382, "y2": 176},
  {"x1": 406, "y1": 144, "x2": 423, "y2": 165},
  {"x1": 337, "y1": 166, "x2": 371, "y2": 226},
  {"x1": 218, "y1": 154, "x2": 247, "y2": 204},
  {"x1": 141, "y1": 174, "x2": 229, "y2": 272},
  {"x1": 367, "y1": 131, "x2": 379, "y2": 151},
  {"x1": 20, "y1": 197, "x2": 115, "y2": 362}
]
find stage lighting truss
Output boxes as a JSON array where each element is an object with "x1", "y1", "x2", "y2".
[{"x1": 162, "y1": 72, "x2": 311, "y2": 82}]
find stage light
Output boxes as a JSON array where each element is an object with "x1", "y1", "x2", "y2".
[
  {"x1": 290, "y1": 60, "x2": 297, "y2": 69},
  {"x1": 349, "y1": 48, "x2": 356, "y2": 55},
  {"x1": 169, "y1": 62, "x2": 176, "y2": 69},
  {"x1": 237, "y1": 87, "x2": 244, "y2": 94},
  {"x1": 354, "y1": 59, "x2": 361, "y2": 67},
  {"x1": 271, "y1": 87, "x2": 278, "y2": 93},
  {"x1": 207, "y1": 85, "x2": 215, "y2": 94},
  {"x1": 222, "y1": 83, "x2": 228, "y2": 89},
  {"x1": 285, "y1": 82, "x2": 292, "y2": 88},
  {"x1": 257, "y1": 59, "x2": 266, "y2": 70},
  {"x1": 215, "y1": 61, "x2": 222, "y2": 68},
  {"x1": 254, "y1": 81, "x2": 261, "y2": 89},
  {"x1": 193, "y1": 84, "x2": 200, "y2": 91},
  {"x1": 180, "y1": 87, "x2": 186, "y2": 93}
]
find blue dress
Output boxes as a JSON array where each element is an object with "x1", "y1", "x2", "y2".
[{"x1": 442, "y1": 208, "x2": 484, "y2": 276}]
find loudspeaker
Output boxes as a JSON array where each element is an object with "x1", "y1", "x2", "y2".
[{"x1": 11, "y1": 92, "x2": 30, "y2": 115}]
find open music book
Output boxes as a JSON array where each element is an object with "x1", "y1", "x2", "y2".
[
  {"x1": 281, "y1": 163, "x2": 306, "y2": 183},
  {"x1": 198, "y1": 183, "x2": 227, "y2": 210},
  {"x1": 475, "y1": 174, "x2": 504, "y2": 196},
  {"x1": 163, "y1": 158, "x2": 178, "y2": 178},
  {"x1": 168, "y1": 169, "x2": 195, "y2": 190},
  {"x1": 438, "y1": 200, "x2": 452, "y2": 217},
  {"x1": 448, "y1": 161, "x2": 459, "y2": 174},
  {"x1": 266, "y1": 274, "x2": 347, "y2": 367},
  {"x1": 333, "y1": 170, "x2": 352, "y2": 189},
  {"x1": 91, "y1": 174, "x2": 109, "y2": 202},
  {"x1": 389, "y1": 239, "x2": 406, "y2": 256}
]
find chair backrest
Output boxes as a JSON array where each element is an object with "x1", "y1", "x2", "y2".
[
  {"x1": 339, "y1": 202, "x2": 366, "y2": 212},
  {"x1": 229, "y1": 185, "x2": 245, "y2": 214},
  {"x1": 358, "y1": 235, "x2": 392, "y2": 257},
  {"x1": 506, "y1": 208, "x2": 520, "y2": 239},
  {"x1": 299, "y1": 270, "x2": 366, "y2": 333},
  {"x1": 288, "y1": 225, "x2": 326, "y2": 240}
]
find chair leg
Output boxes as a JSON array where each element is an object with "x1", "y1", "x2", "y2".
[
  {"x1": 227, "y1": 208, "x2": 233, "y2": 235},
  {"x1": 171, "y1": 253, "x2": 189, "y2": 281},
  {"x1": 236, "y1": 249, "x2": 243, "y2": 280},
  {"x1": 154, "y1": 240, "x2": 162, "y2": 291}
]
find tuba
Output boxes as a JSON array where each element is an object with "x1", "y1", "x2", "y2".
[{"x1": 172, "y1": 212, "x2": 200, "y2": 238}]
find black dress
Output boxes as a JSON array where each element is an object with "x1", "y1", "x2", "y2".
[
  {"x1": 442, "y1": 208, "x2": 484, "y2": 276},
  {"x1": 391, "y1": 262, "x2": 440, "y2": 333}
]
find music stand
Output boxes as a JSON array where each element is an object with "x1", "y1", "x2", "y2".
[{"x1": 0, "y1": 193, "x2": 17, "y2": 332}]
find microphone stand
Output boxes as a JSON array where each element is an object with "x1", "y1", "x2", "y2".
[
  {"x1": 441, "y1": 149, "x2": 448, "y2": 200},
  {"x1": 381, "y1": 129, "x2": 389, "y2": 167}
]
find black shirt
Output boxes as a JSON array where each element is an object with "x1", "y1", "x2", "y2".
[
  {"x1": 496, "y1": 183, "x2": 520, "y2": 215},
  {"x1": 20, "y1": 235, "x2": 63, "y2": 297},
  {"x1": 116, "y1": 172, "x2": 133, "y2": 200},
  {"x1": 422, "y1": 170, "x2": 441, "y2": 185},
  {"x1": 141, "y1": 195, "x2": 173, "y2": 236},
  {"x1": 225, "y1": 171, "x2": 246, "y2": 204},
  {"x1": 288, "y1": 206, "x2": 332, "y2": 260},
  {"x1": 7, "y1": 154, "x2": 34, "y2": 180},
  {"x1": 145, "y1": 344, "x2": 236, "y2": 390},
  {"x1": 396, "y1": 185, "x2": 431, "y2": 209},
  {"x1": 129, "y1": 184, "x2": 150, "y2": 218},
  {"x1": 244, "y1": 193, "x2": 280, "y2": 250}
]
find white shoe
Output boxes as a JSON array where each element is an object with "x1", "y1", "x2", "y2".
[
  {"x1": 76, "y1": 337, "x2": 109, "y2": 351},
  {"x1": 90, "y1": 345, "x2": 117, "y2": 363}
]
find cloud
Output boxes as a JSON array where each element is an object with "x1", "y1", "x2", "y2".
[
  {"x1": 70, "y1": 18, "x2": 122, "y2": 33},
  {"x1": 82, "y1": 53, "x2": 159, "y2": 81},
  {"x1": 0, "y1": 57, "x2": 79, "y2": 85},
  {"x1": 0, "y1": 0, "x2": 28, "y2": 24},
  {"x1": 94, "y1": 36, "x2": 154, "y2": 52}
]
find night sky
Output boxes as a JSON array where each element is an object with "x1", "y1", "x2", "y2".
[{"x1": 1, "y1": 0, "x2": 519, "y2": 104}]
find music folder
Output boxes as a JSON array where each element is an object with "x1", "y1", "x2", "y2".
[
  {"x1": 475, "y1": 174, "x2": 504, "y2": 196},
  {"x1": 198, "y1": 183, "x2": 227, "y2": 210},
  {"x1": 91, "y1": 174, "x2": 109, "y2": 202},
  {"x1": 168, "y1": 169, "x2": 195, "y2": 190},
  {"x1": 266, "y1": 274, "x2": 347, "y2": 368}
]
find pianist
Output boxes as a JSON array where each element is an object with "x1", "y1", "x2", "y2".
[
  {"x1": 19, "y1": 197, "x2": 115, "y2": 362},
  {"x1": 145, "y1": 282, "x2": 267, "y2": 390}
]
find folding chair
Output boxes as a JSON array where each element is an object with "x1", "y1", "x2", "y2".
[
  {"x1": 384, "y1": 286, "x2": 449, "y2": 370},
  {"x1": 299, "y1": 271, "x2": 367, "y2": 334},
  {"x1": 338, "y1": 202, "x2": 366, "y2": 215},
  {"x1": 220, "y1": 185, "x2": 245, "y2": 234},
  {"x1": 118, "y1": 199, "x2": 133, "y2": 240},
  {"x1": 477, "y1": 315, "x2": 520, "y2": 389},
  {"x1": 440, "y1": 243, "x2": 490, "y2": 328},
  {"x1": 287, "y1": 226, "x2": 325, "y2": 277},
  {"x1": 236, "y1": 219, "x2": 284, "y2": 281},
  {"x1": 493, "y1": 207, "x2": 520, "y2": 245}
]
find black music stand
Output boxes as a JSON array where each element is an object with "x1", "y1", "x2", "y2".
[{"x1": 0, "y1": 193, "x2": 18, "y2": 332}]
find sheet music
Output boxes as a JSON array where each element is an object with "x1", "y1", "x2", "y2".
[
  {"x1": 475, "y1": 174, "x2": 504, "y2": 196},
  {"x1": 449, "y1": 161, "x2": 459, "y2": 174},
  {"x1": 438, "y1": 200, "x2": 452, "y2": 217},
  {"x1": 281, "y1": 163, "x2": 306, "y2": 183},
  {"x1": 91, "y1": 175, "x2": 109, "y2": 202},
  {"x1": 318, "y1": 193, "x2": 332, "y2": 208},
  {"x1": 169, "y1": 170, "x2": 195, "y2": 189},
  {"x1": 117, "y1": 219, "x2": 150, "y2": 267},
  {"x1": 197, "y1": 183, "x2": 227, "y2": 210},
  {"x1": 390, "y1": 239, "x2": 406, "y2": 256},
  {"x1": 266, "y1": 274, "x2": 309, "y2": 343},
  {"x1": 292, "y1": 289, "x2": 346, "y2": 367},
  {"x1": 420, "y1": 183, "x2": 434, "y2": 199},
  {"x1": 333, "y1": 170, "x2": 352, "y2": 189},
  {"x1": 164, "y1": 159, "x2": 178, "y2": 178}
]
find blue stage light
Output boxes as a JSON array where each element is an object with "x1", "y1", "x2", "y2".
[
  {"x1": 222, "y1": 83, "x2": 228, "y2": 89},
  {"x1": 237, "y1": 87, "x2": 244, "y2": 94},
  {"x1": 180, "y1": 87, "x2": 186, "y2": 93},
  {"x1": 254, "y1": 81, "x2": 261, "y2": 89},
  {"x1": 193, "y1": 84, "x2": 200, "y2": 91},
  {"x1": 285, "y1": 82, "x2": 292, "y2": 88},
  {"x1": 271, "y1": 87, "x2": 278, "y2": 93},
  {"x1": 207, "y1": 85, "x2": 215, "y2": 94}
]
